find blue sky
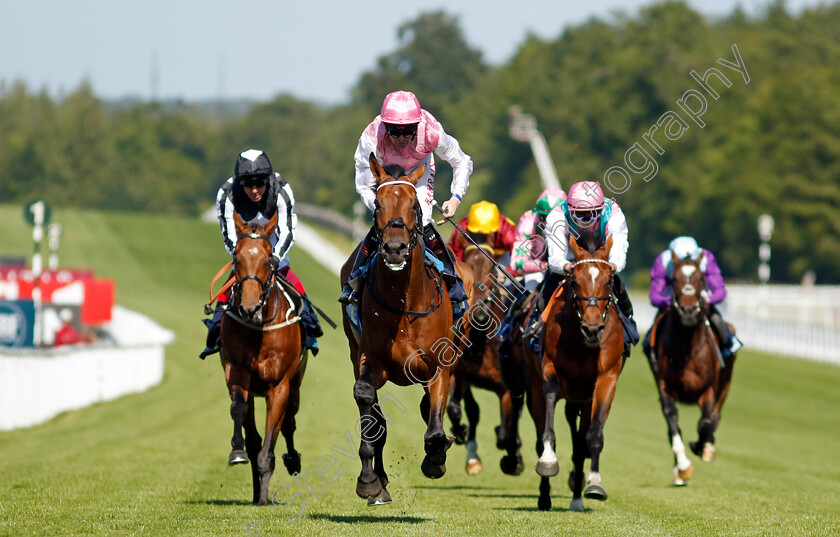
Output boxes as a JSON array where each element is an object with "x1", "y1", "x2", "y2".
[{"x1": 0, "y1": 0, "x2": 829, "y2": 105}]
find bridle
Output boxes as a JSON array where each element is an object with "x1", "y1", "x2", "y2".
[
  {"x1": 232, "y1": 229, "x2": 279, "y2": 325},
  {"x1": 568, "y1": 258, "x2": 614, "y2": 325},
  {"x1": 670, "y1": 261, "x2": 708, "y2": 324},
  {"x1": 373, "y1": 180, "x2": 423, "y2": 256}
]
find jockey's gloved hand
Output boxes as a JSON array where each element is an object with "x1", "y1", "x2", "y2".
[{"x1": 270, "y1": 254, "x2": 281, "y2": 273}]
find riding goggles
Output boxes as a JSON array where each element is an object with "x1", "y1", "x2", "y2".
[
  {"x1": 241, "y1": 176, "x2": 268, "y2": 188},
  {"x1": 385, "y1": 123, "x2": 418, "y2": 138}
]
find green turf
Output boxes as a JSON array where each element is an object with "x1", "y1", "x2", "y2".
[{"x1": 1, "y1": 205, "x2": 839, "y2": 537}]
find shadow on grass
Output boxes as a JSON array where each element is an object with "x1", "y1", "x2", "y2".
[
  {"x1": 413, "y1": 484, "x2": 495, "y2": 491},
  {"x1": 185, "y1": 499, "x2": 254, "y2": 506},
  {"x1": 496, "y1": 506, "x2": 592, "y2": 513},
  {"x1": 308, "y1": 513, "x2": 428, "y2": 524}
]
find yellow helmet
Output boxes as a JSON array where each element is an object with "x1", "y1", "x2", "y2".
[{"x1": 467, "y1": 201, "x2": 501, "y2": 234}]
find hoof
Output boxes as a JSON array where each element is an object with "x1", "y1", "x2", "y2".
[
  {"x1": 466, "y1": 458, "x2": 483, "y2": 475},
  {"x1": 451, "y1": 423, "x2": 469, "y2": 445},
  {"x1": 536, "y1": 460, "x2": 560, "y2": 477},
  {"x1": 228, "y1": 449, "x2": 249, "y2": 466},
  {"x1": 673, "y1": 464, "x2": 694, "y2": 485},
  {"x1": 584, "y1": 483, "x2": 608, "y2": 501},
  {"x1": 367, "y1": 488, "x2": 392, "y2": 506},
  {"x1": 701, "y1": 443, "x2": 716, "y2": 462},
  {"x1": 499, "y1": 454, "x2": 524, "y2": 476},
  {"x1": 282, "y1": 451, "x2": 301, "y2": 475},
  {"x1": 356, "y1": 477, "x2": 383, "y2": 499},
  {"x1": 421, "y1": 455, "x2": 447, "y2": 479},
  {"x1": 569, "y1": 497, "x2": 585, "y2": 511}
]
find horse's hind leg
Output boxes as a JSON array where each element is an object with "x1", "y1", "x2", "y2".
[
  {"x1": 446, "y1": 374, "x2": 468, "y2": 444},
  {"x1": 463, "y1": 386, "x2": 483, "y2": 475},
  {"x1": 563, "y1": 402, "x2": 584, "y2": 503},
  {"x1": 256, "y1": 383, "x2": 290, "y2": 506},
  {"x1": 353, "y1": 365, "x2": 383, "y2": 499},
  {"x1": 280, "y1": 382, "x2": 301, "y2": 476}
]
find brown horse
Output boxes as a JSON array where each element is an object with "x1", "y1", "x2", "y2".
[
  {"x1": 340, "y1": 154, "x2": 472, "y2": 506},
  {"x1": 647, "y1": 254, "x2": 737, "y2": 485},
  {"x1": 446, "y1": 239, "x2": 524, "y2": 476},
  {"x1": 220, "y1": 211, "x2": 307, "y2": 505},
  {"x1": 534, "y1": 235, "x2": 625, "y2": 511}
]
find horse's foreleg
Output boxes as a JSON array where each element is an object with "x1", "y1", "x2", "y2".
[
  {"x1": 535, "y1": 374, "x2": 561, "y2": 478},
  {"x1": 658, "y1": 381, "x2": 693, "y2": 485},
  {"x1": 420, "y1": 368, "x2": 453, "y2": 479},
  {"x1": 353, "y1": 364, "x2": 382, "y2": 499},
  {"x1": 257, "y1": 382, "x2": 289, "y2": 506},
  {"x1": 368, "y1": 397, "x2": 392, "y2": 506},
  {"x1": 692, "y1": 387, "x2": 718, "y2": 462},
  {"x1": 463, "y1": 386, "x2": 482, "y2": 475},
  {"x1": 243, "y1": 396, "x2": 262, "y2": 504},
  {"x1": 565, "y1": 401, "x2": 587, "y2": 511},
  {"x1": 226, "y1": 364, "x2": 251, "y2": 466},
  {"x1": 583, "y1": 388, "x2": 610, "y2": 503},
  {"x1": 498, "y1": 390, "x2": 525, "y2": 476}
]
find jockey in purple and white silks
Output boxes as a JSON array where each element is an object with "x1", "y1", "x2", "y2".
[
  {"x1": 339, "y1": 90, "x2": 473, "y2": 316},
  {"x1": 527, "y1": 181, "x2": 638, "y2": 357},
  {"x1": 643, "y1": 236, "x2": 741, "y2": 359}
]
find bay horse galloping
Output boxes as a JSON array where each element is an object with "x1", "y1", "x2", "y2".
[
  {"x1": 647, "y1": 254, "x2": 737, "y2": 486},
  {"x1": 341, "y1": 154, "x2": 471, "y2": 506},
  {"x1": 221, "y1": 211, "x2": 307, "y2": 505},
  {"x1": 535, "y1": 235, "x2": 625, "y2": 511},
  {"x1": 447, "y1": 238, "x2": 524, "y2": 476}
]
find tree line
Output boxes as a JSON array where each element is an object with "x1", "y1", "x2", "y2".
[{"x1": 1, "y1": 1, "x2": 838, "y2": 284}]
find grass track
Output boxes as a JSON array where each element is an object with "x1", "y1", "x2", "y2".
[{"x1": 1, "y1": 205, "x2": 839, "y2": 536}]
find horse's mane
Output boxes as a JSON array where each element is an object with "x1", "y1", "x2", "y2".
[
  {"x1": 575, "y1": 229, "x2": 601, "y2": 254},
  {"x1": 382, "y1": 164, "x2": 407, "y2": 180}
]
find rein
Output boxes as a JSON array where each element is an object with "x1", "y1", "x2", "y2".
[
  {"x1": 365, "y1": 260, "x2": 444, "y2": 318},
  {"x1": 225, "y1": 281, "x2": 301, "y2": 331},
  {"x1": 228, "y1": 230, "x2": 284, "y2": 327}
]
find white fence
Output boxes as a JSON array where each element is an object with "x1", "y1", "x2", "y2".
[
  {"x1": 632, "y1": 284, "x2": 840, "y2": 366},
  {"x1": 0, "y1": 306, "x2": 173, "y2": 431}
]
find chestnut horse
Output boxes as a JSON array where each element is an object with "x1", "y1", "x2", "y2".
[
  {"x1": 647, "y1": 254, "x2": 737, "y2": 485},
  {"x1": 340, "y1": 154, "x2": 473, "y2": 506},
  {"x1": 534, "y1": 235, "x2": 625, "y2": 511},
  {"x1": 220, "y1": 211, "x2": 307, "y2": 505},
  {"x1": 446, "y1": 239, "x2": 524, "y2": 476}
]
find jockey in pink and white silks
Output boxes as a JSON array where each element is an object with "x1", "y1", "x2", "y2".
[
  {"x1": 509, "y1": 188, "x2": 567, "y2": 292},
  {"x1": 528, "y1": 181, "x2": 638, "y2": 357},
  {"x1": 642, "y1": 236, "x2": 742, "y2": 360},
  {"x1": 339, "y1": 90, "x2": 473, "y2": 316}
]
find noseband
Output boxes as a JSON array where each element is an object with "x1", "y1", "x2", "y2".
[
  {"x1": 569, "y1": 258, "x2": 614, "y2": 324},
  {"x1": 374, "y1": 180, "x2": 423, "y2": 255},
  {"x1": 233, "y1": 229, "x2": 278, "y2": 323}
]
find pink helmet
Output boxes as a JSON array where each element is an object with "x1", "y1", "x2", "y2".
[
  {"x1": 567, "y1": 181, "x2": 605, "y2": 211},
  {"x1": 534, "y1": 188, "x2": 567, "y2": 215},
  {"x1": 380, "y1": 91, "x2": 422, "y2": 124}
]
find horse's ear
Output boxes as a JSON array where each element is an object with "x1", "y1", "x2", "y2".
[
  {"x1": 697, "y1": 251, "x2": 705, "y2": 264},
  {"x1": 264, "y1": 210, "x2": 279, "y2": 236},
  {"x1": 603, "y1": 234, "x2": 614, "y2": 256},
  {"x1": 406, "y1": 164, "x2": 425, "y2": 185},
  {"x1": 671, "y1": 250, "x2": 679, "y2": 265},
  {"x1": 570, "y1": 234, "x2": 584, "y2": 259},
  {"x1": 369, "y1": 153, "x2": 387, "y2": 183},
  {"x1": 234, "y1": 211, "x2": 248, "y2": 236}
]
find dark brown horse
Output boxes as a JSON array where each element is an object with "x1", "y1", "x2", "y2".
[
  {"x1": 446, "y1": 239, "x2": 524, "y2": 475},
  {"x1": 220, "y1": 211, "x2": 307, "y2": 505},
  {"x1": 647, "y1": 254, "x2": 737, "y2": 485},
  {"x1": 340, "y1": 154, "x2": 473, "y2": 506},
  {"x1": 534, "y1": 235, "x2": 625, "y2": 511}
]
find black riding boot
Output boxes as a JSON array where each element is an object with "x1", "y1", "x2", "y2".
[
  {"x1": 708, "y1": 308, "x2": 740, "y2": 358},
  {"x1": 612, "y1": 274, "x2": 638, "y2": 357},
  {"x1": 338, "y1": 229, "x2": 377, "y2": 306},
  {"x1": 199, "y1": 308, "x2": 224, "y2": 360},
  {"x1": 424, "y1": 224, "x2": 467, "y2": 318},
  {"x1": 525, "y1": 272, "x2": 562, "y2": 355},
  {"x1": 298, "y1": 295, "x2": 323, "y2": 356}
]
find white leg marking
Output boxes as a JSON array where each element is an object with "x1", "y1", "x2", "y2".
[
  {"x1": 672, "y1": 433, "x2": 692, "y2": 470},
  {"x1": 539, "y1": 440, "x2": 558, "y2": 464},
  {"x1": 587, "y1": 470, "x2": 601, "y2": 487}
]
